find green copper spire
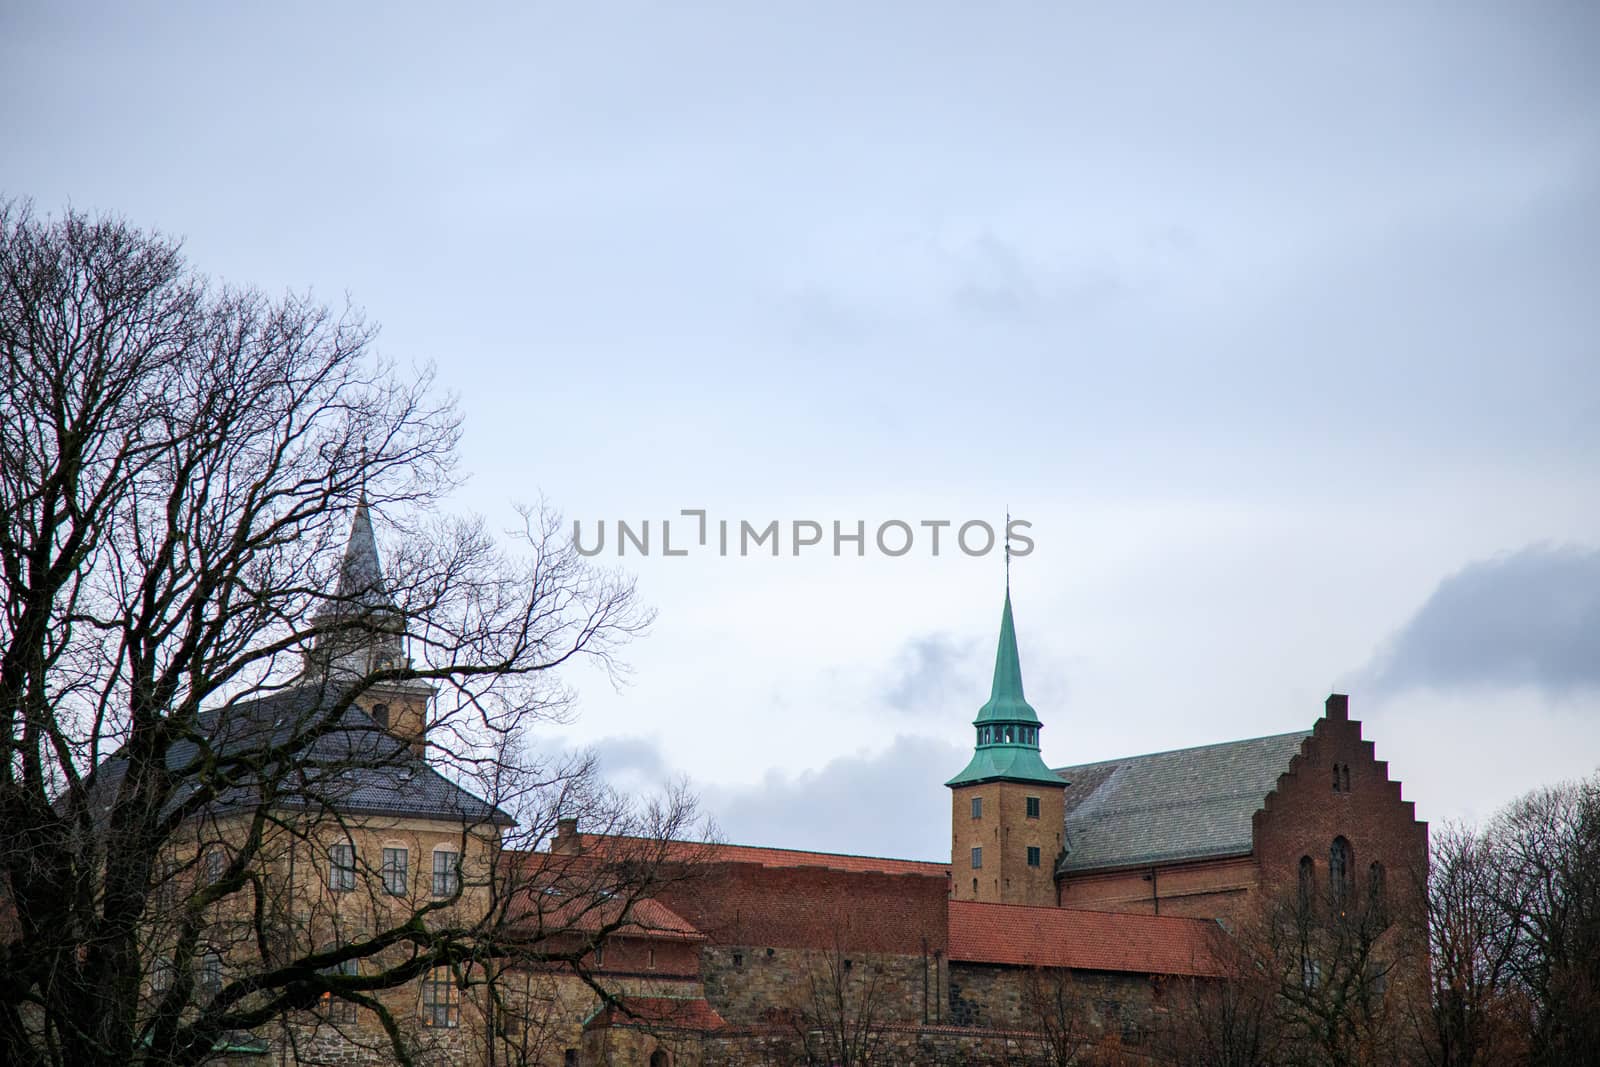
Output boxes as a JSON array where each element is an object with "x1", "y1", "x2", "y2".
[{"x1": 946, "y1": 589, "x2": 1064, "y2": 788}]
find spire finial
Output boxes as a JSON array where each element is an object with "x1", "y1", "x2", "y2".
[{"x1": 1004, "y1": 506, "x2": 1011, "y2": 593}]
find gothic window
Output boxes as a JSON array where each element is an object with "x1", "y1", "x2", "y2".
[
  {"x1": 420, "y1": 966, "x2": 459, "y2": 1028},
  {"x1": 1368, "y1": 861, "x2": 1387, "y2": 925},
  {"x1": 1298, "y1": 855, "x2": 1315, "y2": 912},
  {"x1": 381, "y1": 847, "x2": 408, "y2": 896},
  {"x1": 328, "y1": 843, "x2": 355, "y2": 892},
  {"x1": 1330, "y1": 837, "x2": 1352, "y2": 903}
]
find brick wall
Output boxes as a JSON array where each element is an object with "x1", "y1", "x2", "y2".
[{"x1": 950, "y1": 781, "x2": 1065, "y2": 907}]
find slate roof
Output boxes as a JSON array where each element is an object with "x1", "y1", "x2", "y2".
[
  {"x1": 87, "y1": 685, "x2": 511, "y2": 826},
  {"x1": 1054, "y1": 730, "x2": 1311, "y2": 873},
  {"x1": 948, "y1": 900, "x2": 1222, "y2": 977}
]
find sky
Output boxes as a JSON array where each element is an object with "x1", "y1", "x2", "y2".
[{"x1": 4, "y1": 1, "x2": 1598, "y2": 861}]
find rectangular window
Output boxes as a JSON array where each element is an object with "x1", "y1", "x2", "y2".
[
  {"x1": 971, "y1": 796, "x2": 982, "y2": 819},
  {"x1": 432, "y1": 850, "x2": 460, "y2": 897},
  {"x1": 1027, "y1": 846, "x2": 1042, "y2": 867},
  {"x1": 381, "y1": 848, "x2": 409, "y2": 896},
  {"x1": 328, "y1": 843, "x2": 355, "y2": 892},
  {"x1": 420, "y1": 966, "x2": 459, "y2": 1028},
  {"x1": 205, "y1": 848, "x2": 226, "y2": 886},
  {"x1": 971, "y1": 847, "x2": 983, "y2": 869},
  {"x1": 1026, "y1": 796, "x2": 1041, "y2": 819}
]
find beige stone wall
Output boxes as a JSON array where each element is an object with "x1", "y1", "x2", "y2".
[
  {"x1": 951, "y1": 781, "x2": 1065, "y2": 907},
  {"x1": 700, "y1": 945, "x2": 941, "y2": 1027}
]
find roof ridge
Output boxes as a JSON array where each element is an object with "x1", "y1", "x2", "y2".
[
  {"x1": 948, "y1": 898, "x2": 1219, "y2": 926},
  {"x1": 1054, "y1": 728, "x2": 1312, "y2": 771}
]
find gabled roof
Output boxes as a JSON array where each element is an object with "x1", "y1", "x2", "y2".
[
  {"x1": 948, "y1": 900, "x2": 1221, "y2": 977},
  {"x1": 88, "y1": 685, "x2": 511, "y2": 826},
  {"x1": 1055, "y1": 730, "x2": 1311, "y2": 873}
]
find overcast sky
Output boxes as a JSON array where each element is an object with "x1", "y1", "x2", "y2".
[{"x1": 5, "y1": 2, "x2": 1597, "y2": 861}]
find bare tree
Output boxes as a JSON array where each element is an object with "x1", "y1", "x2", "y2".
[
  {"x1": 0, "y1": 204, "x2": 694, "y2": 1067},
  {"x1": 786, "y1": 936, "x2": 890, "y2": 1067},
  {"x1": 1017, "y1": 967, "x2": 1100, "y2": 1067}
]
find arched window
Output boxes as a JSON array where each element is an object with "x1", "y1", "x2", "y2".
[
  {"x1": 650, "y1": 1051, "x2": 671, "y2": 1067},
  {"x1": 1298, "y1": 856, "x2": 1315, "y2": 912},
  {"x1": 371, "y1": 703, "x2": 389, "y2": 728},
  {"x1": 1368, "y1": 861, "x2": 1387, "y2": 925},
  {"x1": 1330, "y1": 837, "x2": 1352, "y2": 903}
]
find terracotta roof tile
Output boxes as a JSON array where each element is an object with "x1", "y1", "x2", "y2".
[
  {"x1": 948, "y1": 900, "x2": 1221, "y2": 977},
  {"x1": 575, "y1": 835, "x2": 949, "y2": 877}
]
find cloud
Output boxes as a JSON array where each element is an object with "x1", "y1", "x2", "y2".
[
  {"x1": 700, "y1": 735, "x2": 966, "y2": 862},
  {"x1": 1366, "y1": 544, "x2": 1600, "y2": 694},
  {"x1": 562, "y1": 732, "x2": 967, "y2": 863},
  {"x1": 884, "y1": 632, "x2": 985, "y2": 715}
]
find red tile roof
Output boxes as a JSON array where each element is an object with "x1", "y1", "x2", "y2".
[
  {"x1": 509, "y1": 892, "x2": 704, "y2": 942},
  {"x1": 584, "y1": 996, "x2": 727, "y2": 1032},
  {"x1": 947, "y1": 901, "x2": 1222, "y2": 977}
]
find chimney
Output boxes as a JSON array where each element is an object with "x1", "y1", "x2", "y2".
[
  {"x1": 1325, "y1": 693, "x2": 1349, "y2": 722},
  {"x1": 552, "y1": 818, "x2": 581, "y2": 855}
]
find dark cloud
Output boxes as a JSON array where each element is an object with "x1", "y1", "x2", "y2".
[
  {"x1": 1368, "y1": 544, "x2": 1600, "y2": 694},
  {"x1": 884, "y1": 633, "x2": 985, "y2": 715}
]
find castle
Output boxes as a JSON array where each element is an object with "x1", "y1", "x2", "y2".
[{"x1": 134, "y1": 509, "x2": 1428, "y2": 1065}]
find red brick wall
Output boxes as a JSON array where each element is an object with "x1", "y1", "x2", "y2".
[
  {"x1": 655, "y1": 862, "x2": 949, "y2": 955},
  {"x1": 1251, "y1": 695, "x2": 1428, "y2": 902}
]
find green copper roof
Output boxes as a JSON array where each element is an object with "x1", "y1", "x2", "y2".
[
  {"x1": 946, "y1": 590, "x2": 1066, "y2": 789},
  {"x1": 974, "y1": 591, "x2": 1039, "y2": 726}
]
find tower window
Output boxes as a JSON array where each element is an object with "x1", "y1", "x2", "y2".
[
  {"x1": 971, "y1": 847, "x2": 983, "y2": 869},
  {"x1": 1342, "y1": 764, "x2": 1351, "y2": 792},
  {"x1": 1333, "y1": 764, "x2": 1341, "y2": 792},
  {"x1": 971, "y1": 797, "x2": 983, "y2": 819},
  {"x1": 1026, "y1": 796, "x2": 1041, "y2": 819},
  {"x1": 1027, "y1": 846, "x2": 1041, "y2": 867},
  {"x1": 1004, "y1": 726, "x2": 1014, "y2": 742},
  {"x1": 372, "y1": 703, "x2": 389, "y2": 728}
]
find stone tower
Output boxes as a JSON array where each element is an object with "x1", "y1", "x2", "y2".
[
  {"x1": 946, "y1": 589, "x2": 1067, "y2": 906},
  {"x1": 301, "y1": 500, "x2": 434, "y2": 756}
]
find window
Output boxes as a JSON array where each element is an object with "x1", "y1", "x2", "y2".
[
  {"x1": 593, "y1": 941, "x2": 605, "y2": 967},
  {"x1": 647, "y1": 947, "x2": 656, "y2": 969},
  {"x1": 1298, "y1": 856, "x2": 1315, "y2": 912},
  {"x1": 371, "y1": 703, "x2": 389, "y2": 728},
  {"x1": 1330, "y1": 837, "x2": 1352, "y2": 904},
  {"x1": 198, "y1": 950, "x2": 223, "y2": 1001},
  {"x1": 650, "y1": 1051, "x2": 670, "y2": 1067},
  {"x1": 432, "y1": 850, "x2": 460, "y2": 897},
  {"x1": 1342, "y1": 764, "x2": 1351, "y2": 793},
  {"x1": 732, "y1": 952, "x2": 743, "y2": 968},
  {"x1": 564, "y1": 1052, "x2": 578, "y2": 1067},
  {"x1": 381, "y1": 847, "x2": 409, "y2": 896},
  {"x1": 971, "y1": 796, "x2": 983, "y2": 819},
  {"x1": 1368, "y1": 861, "x2": 1388, "y2": 926},
  {"x1": 328, "y1": 843, "x2": 355, "y2": 892},
  {"x1": 1027, "y1": 846, "x2": 1041, "y2": 868},
  {"x1": 205, "y1": 848, "x2": 226, "y2": 886},
  {"x1": 1026, "y1": 796, "x2": 1041, "y2": 819},
  {"x1": 1004, "y1": 726, "x2": 1014, "y2": 742},
  {"x1": 971, "y1": 847, "x2": 983, "y2": 869},
  {"x1": 150, "y1": 957, "x2": 175, "y2": 996},
  {"x1": 319, "y1": 944, "x2": 359, "y2": 1024},
  {"x1": 1332, "y1": 764, "x2": 1341, "y2": 792},
  {"x1": 420, "y1": 966, "x2": 459, "y2": 1028}
]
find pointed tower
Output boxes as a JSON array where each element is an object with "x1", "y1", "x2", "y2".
[
  {"x1": 302, "y1": 500, "x2": 435, "y2": 756},
  {"x1": 946, "y1": 590, "x2": 1066, "y2": 906}
]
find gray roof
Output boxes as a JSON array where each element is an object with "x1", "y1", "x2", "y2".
[
  {"x1": 1054, "y1": 730, "x2": 1311, "y2": 873},
  {"x1": 88, "y1": 685, "x2": 511, "y2": 827}
]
